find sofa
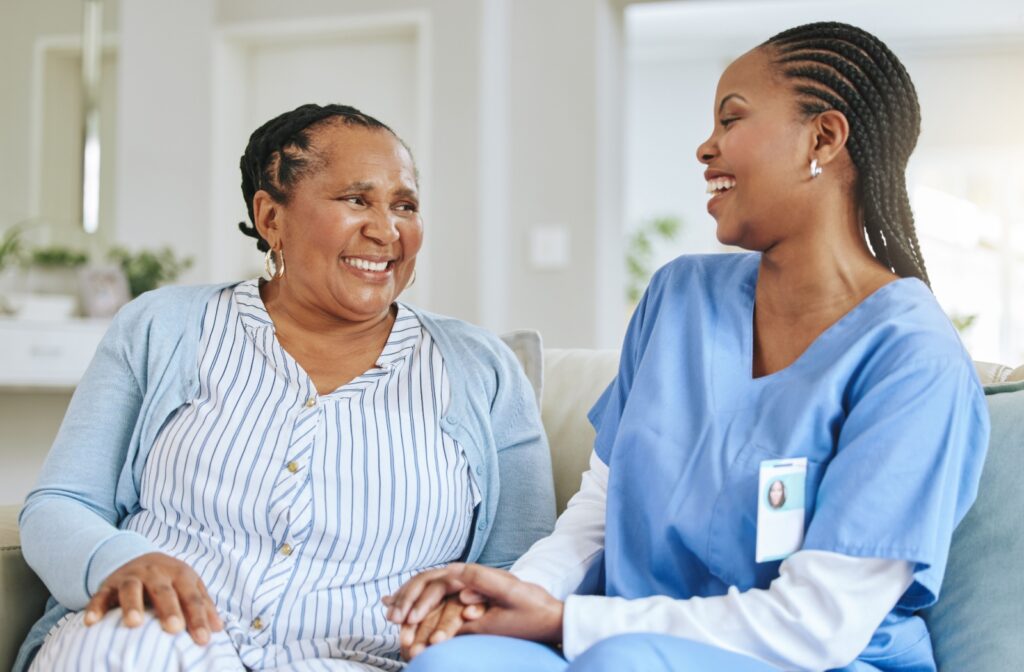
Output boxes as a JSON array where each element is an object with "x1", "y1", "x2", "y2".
[{"x1": 2, "y1": 345, "x2": 1022, "y2": 671}]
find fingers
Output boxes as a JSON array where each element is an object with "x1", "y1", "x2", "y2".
[
  {"x1": 407, "y1": 579, "x2": 459, "y2": 625},
  {"x1": 386, "y1": 564, "x2": 465, "y2": 624},
  {"x1": 175, "y1": 578, "x2": 212, "y2": 645},
  {"x1": 429, "y1": 599, "x2": 467, "y2": 645},
  {"x1": 458, "y1": 588, "x2": 486, "y2": 605},
  {"x1": 147, "y1": 579, "x2": 186, "y2": 635},
  {"x1": 83, "y1": 586, "x2": 114, "y2": 626},
  {"x1": 462, "y1": 603, "x2": 487, "y2": 620},
  {"x1": 407, "y1": 603, "x2": 444, "y2": 660},
  {"x1": 117, "y1": 578, "x2": 146, "y2": 627},
  {"x1": 198, "y1": 582, "x2": 224, "y2": 632},
  {"x1": 454, "y1": 565, "x2": 522, "y2": 604}
]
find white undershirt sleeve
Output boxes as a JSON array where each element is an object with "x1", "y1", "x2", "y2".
[
  {"x1": 509, "y1": 451, "x2": 608, "y2": 599},
  {"x1": 509, "y1": 450, "x2": 914, "y2": 671},
  {"x1": 563, "y1": 550, "x2": 914, "y2": 671}
]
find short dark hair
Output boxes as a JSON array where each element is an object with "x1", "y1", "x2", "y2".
[
  {"x1": 764, "y1": 22, "x2": 929, "y2": 286},
  {"x1": 237, "y1": 103, "x2": 404, "y2": 252}
]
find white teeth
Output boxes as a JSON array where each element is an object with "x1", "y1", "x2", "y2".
[
  {"x1": 705, "y1": 177, "x2": 736, "y2": 194},
  {"x1": 344, "y1": 258, "x2": 390, "y2": 272}
]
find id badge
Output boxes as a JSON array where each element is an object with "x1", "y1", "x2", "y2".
[{"x1": 756, "y1": 457, "x2": 807, "y2": 563}]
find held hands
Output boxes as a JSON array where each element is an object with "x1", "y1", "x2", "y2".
[
  {"x1": 383, "y1": 563, "x2": 564, "y2": 660},
  {"x1": 83, "y1": 552, "x2": 224, "y2": 645}
]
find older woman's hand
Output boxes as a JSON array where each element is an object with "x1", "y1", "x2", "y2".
[
  {"x1": 397, "y1": 596, "x2": 487, "y2": 660},
  {"x1": 385, "y1": 563, "x2": 563, "y2": 645},
  {"x1": 83, "y1": 552, "x2": 223, "y2": 645}
]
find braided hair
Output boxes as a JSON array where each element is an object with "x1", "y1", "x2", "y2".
[
  {"x1": 763, "y1": 22, "x2": 930, "y2": 286},
  {"x1": 237, "y1": 103, "x2": 403, "y2": 252}
]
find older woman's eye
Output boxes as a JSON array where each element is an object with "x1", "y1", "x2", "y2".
[
  {"x1": 395, "y1": 202, "x2": 419, "y2": 213},
  {"x1": 340, "y1": 196, "x2": 367, "y2": 206}
]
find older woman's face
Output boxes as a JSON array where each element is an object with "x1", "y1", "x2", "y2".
[{"x1": 276, "y1": 124, "x2": 421, "y2": 322}]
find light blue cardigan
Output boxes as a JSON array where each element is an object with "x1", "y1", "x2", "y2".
[{"x1": 15, "y1": 283, "x2": 556, "y2": 670}]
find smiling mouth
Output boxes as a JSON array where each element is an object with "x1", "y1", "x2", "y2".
[
  {"x1": 342, "y1": 257, "x2": 394, "y2": 273},
  {"x1": 705, "y1": 177, "x2": 736, "y2": 195}
]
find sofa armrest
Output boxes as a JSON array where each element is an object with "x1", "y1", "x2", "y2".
[{"x1": 0, "y1": 505, "x2": 48, "y2": 672}]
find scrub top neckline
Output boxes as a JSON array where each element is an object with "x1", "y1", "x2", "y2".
[{"x1": 738, "y1": 264, "x2": 917, "y2": 385}]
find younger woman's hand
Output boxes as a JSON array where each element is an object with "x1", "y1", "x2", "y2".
[
  {"x1": 83, "y1": 552, "x2": 223, "y2": 645},
  {"x1": 386, "y1": 563, "x2": 563, "y2": 644}
]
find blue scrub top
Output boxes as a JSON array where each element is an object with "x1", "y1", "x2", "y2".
[{"x1": 589, "y1": 253, "x2": 989, "y2": 671}]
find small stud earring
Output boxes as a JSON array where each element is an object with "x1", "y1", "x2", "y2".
[{"x1": 810, "y1": 159, "x2": 823, "y2": 179}]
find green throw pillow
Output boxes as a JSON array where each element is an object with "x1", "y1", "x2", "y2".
[{"x1": 922, "y1": 380, "x2": 1024, "y2": 671}]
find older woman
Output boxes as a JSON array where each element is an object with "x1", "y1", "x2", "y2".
[
  {"x1": 15, "y1": 104, "x2": 554, "y2": 671},
  {"x1": 386, "y1": 22, "x2": 989, "y2": 672}
]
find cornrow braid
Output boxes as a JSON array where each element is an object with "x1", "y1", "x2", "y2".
[
  {"x1": 764, "y1": 22, "x2": 930, "y2": 287},
  {"x1": 237, "y1": 103, "x2": 398, "y2": 252}
]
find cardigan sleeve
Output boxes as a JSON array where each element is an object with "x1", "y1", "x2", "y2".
[
  {"x1": 19, "y1": 305, "x2": 158, "y2": 610},
  {"x1": 473, "y1": 339, "x2": 557, "y2": 569}
]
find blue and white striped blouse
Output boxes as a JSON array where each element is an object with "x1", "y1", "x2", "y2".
[{"x1": 122, "y1": 280, "x2": 479, "y2": 670}]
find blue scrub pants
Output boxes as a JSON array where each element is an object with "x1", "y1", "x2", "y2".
[{"x1": 405, "y1": 634, "x2": 779, "y2": 671}]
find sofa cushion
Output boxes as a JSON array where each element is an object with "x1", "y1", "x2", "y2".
[
  {"x1": 922, "y1": 380, "x2": 1024, "y2": 671},
  {"x1": 0, "y1": 505, "x2": 48, "y2": 672},
  {"x1": 500, "y1": 330, "x2": 544, "y2": 408},
  {"x1": 541, "y1": 349, "x2": 619, "y2": 512}
]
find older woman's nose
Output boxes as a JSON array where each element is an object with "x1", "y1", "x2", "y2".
[{"x1": 363, "y1": 210, "x2": 401, "y2": 244}]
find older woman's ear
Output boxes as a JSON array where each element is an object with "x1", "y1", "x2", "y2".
[{"x1": 253, "y1": 190, "x2": 283, "y2": 249}]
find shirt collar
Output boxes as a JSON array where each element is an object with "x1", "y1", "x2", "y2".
[{"x1": 232, "y1": 279, "x2": 420, "y2": 370}]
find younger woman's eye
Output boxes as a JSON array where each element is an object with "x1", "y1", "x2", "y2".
[{"x1": 720, "y1": 117, "x2": 739, "y2": 128}]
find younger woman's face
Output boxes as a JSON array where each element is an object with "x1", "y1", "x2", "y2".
[
  {"x1": 695, "y1": 47, "x2": 814, "y2": 250},
  {"x1": 769, "y1": 480, "x2": 785, "y2": 508}
]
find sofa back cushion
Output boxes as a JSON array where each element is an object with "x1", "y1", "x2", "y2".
[
  {"x1": 541, "y1": 349, "x2": 618, "y2": 512},
  {"x1": 922, "y1": 380, "x2": 1024, "y2": 671}
]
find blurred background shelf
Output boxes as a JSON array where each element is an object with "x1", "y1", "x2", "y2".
[{"x1": 0, "y1": 318, "x2": 108, "y2": 390}]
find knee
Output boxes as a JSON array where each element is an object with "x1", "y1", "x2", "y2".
[
  {"x1": 406, "y1": 636, "x2": 491, "y2": 672},
  {"x1": 569, "y1": 634, "x2": 778, "y2": 672},
  {"x1": 31, "y1": 609, "x2": 239, "y2": 672},
  {"x1": 568, "y1": 634, "x2": 649, "y2": 672}
]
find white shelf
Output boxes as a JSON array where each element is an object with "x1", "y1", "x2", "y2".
[{"x1": 0, "y1": 318, "x2": 109, "y2": 390}]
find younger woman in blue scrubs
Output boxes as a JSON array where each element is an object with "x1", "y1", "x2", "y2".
[{"x1": 384, "y1": 22, "x2": 989, "y2": 671}]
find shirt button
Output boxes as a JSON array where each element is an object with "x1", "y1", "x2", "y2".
[
  {"x1": 286, "y1": 461, "x2": 299, "y2": 474},
  {"x1": 251, "y1": 617, "x2": 264, "y2": 630},
  {"x1": 445, "y1": 415, "x2": 458, "y2": 425},
  {"x1": 305, "y1": 397, "x2": 317, "y2": 408},
  {"x1": 475, "y1": 466, "x2": 483, "y2": 475},
  {"x1": 477, "y1": 521, "x2": 486, "y2": 531},
  {"x1": 280, "y1": 543, "x2": 293, "y2": 556}
]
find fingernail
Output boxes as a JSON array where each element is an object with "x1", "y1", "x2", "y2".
[
  {"x1": 411, "y1": 645, "x2": 424, "y2": 657},
  {"x1": 125, "y1": 610, "x2": 143, "y2": 627},
  {"x1": 431, "y1": 632, "x2": 449, "y2": 644},
  {"x1": 83, "y1": 611, "x2": 99, "y2": 625},
  {"x1": 165, "y1": 615, "x2": 184, "y2": 632},
  {"x1": 195, "y1": 628, "x2": 210, "y2": 644}
]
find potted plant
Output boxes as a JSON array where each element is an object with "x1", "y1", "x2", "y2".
[
  {"x1": 108, "y1": 246, "x2": 193, "y2": 298},
  {"x1": 0, "y1": 226, "x2": 25, "y2": 315},
  {"x1": 626, "y1": 215, "x2": 682, "y2": 305}
]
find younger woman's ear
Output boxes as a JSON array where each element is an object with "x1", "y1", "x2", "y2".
[
  {"x1": 812, "y1": 109, "x2": 850, "y2": 167},
  {"x1": 253, "y1": 190, "x2": 283, "y2": 249}
]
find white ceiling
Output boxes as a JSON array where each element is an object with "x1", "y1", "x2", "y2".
[{"x1": 627, "y1": 0, "x2": 1024, "y2": 60}]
